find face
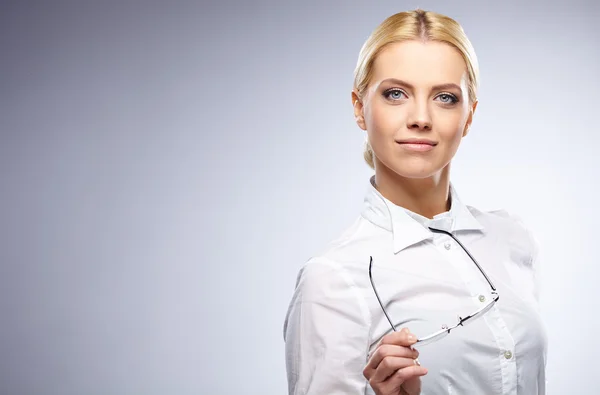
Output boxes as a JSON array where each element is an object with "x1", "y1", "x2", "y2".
[{"x1": 352, "y1": 40, "x2": 477, "y2": 179}]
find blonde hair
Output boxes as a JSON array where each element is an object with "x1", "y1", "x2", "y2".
[{"x1": 353, "y1": 9, "x2": 480, "y2": 169}]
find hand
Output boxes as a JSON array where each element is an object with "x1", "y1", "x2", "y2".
[{"x1": 363, "y1": 327, "x2": 428, "y2": 395}]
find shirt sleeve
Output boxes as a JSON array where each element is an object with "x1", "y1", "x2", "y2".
[
  {"x1": 283, "y1": 258, "x2": 371, "y2": 395},
  {"x1": 528, "y1": 228, "x2": 542, "y2": 309}
]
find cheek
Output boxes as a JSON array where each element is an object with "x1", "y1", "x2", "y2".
[
  {"x1": 435, "y1": 112, "x2": 467, "y2": 142},
  {"x1": 366, "y1": 102, "x2": 404, "y2": 134}
]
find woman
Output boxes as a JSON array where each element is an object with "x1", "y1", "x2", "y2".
[{"x1": 283, "y1": 8, "x2": 547, "y2": 395}]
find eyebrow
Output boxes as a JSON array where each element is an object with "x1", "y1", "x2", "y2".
[{"x1": 380, "y1": 78, "x2": 462, "y2": 92}]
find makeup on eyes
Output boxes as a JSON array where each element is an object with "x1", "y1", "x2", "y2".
[{"x1": 382, "y1": 87, "x2": 461, "y2": 104}]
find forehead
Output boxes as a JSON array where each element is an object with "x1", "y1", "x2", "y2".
[{"x1": 371, "y1": 40, "x2": 468, "y2": 87}]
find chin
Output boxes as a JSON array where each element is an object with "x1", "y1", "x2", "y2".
[
  {"x1": 395, "y1": 170, "x2": 440, "y2": 179},
  {"x1": 385, "y1": 161, "x2": 442, "y2": 180}
]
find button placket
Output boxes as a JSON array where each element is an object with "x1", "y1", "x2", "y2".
[
  {"x1": 440, "y1": 236, "x2": 488, "y2": 301},
  {"x1": 435, "y1": 232, "x2": 518, "y2": 394}
]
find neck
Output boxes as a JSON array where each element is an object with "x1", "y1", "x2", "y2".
[{"x1": 373, "y1": 160, "x2": 452, "y2": 219}]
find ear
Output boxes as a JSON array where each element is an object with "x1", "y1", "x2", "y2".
[
  {"x1": 463, "y1": 100, "x2": 478, "y2": 137},
  {"x1": 351, "y1": 89, "x2": 366, "y2": 131}
]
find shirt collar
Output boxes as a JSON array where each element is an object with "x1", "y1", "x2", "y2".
[{"x1": 361, "y1": 176, "x2": 484, "y2": 253}]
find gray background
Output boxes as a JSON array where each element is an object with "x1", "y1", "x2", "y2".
[{"x1": 1, "y1": 0, "x2": 598, "y2": 394}]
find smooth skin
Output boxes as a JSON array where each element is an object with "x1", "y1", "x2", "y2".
[
  {"x1": 363, "y1": 328, "x2": 425, "y2": 395},
  {"x1": 352, "y1": 40, "x2": 478, "y2": 394}
]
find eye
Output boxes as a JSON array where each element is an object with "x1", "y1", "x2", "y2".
[
  {"x1": 383, "y1": 88, "x2": 407, "y2": 101},
  {"x1": 436, "y1": 93, "x2": 459, "y2": 104}
]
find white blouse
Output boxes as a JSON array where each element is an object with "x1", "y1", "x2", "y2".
[{"x1": 283, "y1": 176, "x2": 547, "y2": 394}]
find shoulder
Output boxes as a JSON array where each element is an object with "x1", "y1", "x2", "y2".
[
  {"x1": 298, "y1": 213, "x2": 376, "y2": 265},
  {"x1": 467, "y1": 205, "x2": 538, "y2": 264},
  {"x1": 291, "y1": 215, "x2": 375, "y2": 304},
  {"x1": 469, "y1": 206, "x2": 529, "y2": 232},
  {"x1": 468, "y1": 206, "x2": 532, "y2": 238},
  {"x1": 284, "y1": 216, "x2": 373, "y2": 340},
  {"x1": 296, "y1": 216, "x2": 369, "y2": 282}
]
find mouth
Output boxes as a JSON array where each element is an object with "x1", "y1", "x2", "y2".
[
  {"x1": 396, "y1": 139, "x2": 437, "y2": 146},
  {"x1": 396, "y1": 139, "x2": 437, "y2": 152}
]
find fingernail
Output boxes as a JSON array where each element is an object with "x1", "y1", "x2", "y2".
[{"x1": 407, "y1": 334, "x2": 416, "y2": 342}]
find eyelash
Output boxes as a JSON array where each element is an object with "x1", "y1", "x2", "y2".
[{"x1": 383, "y1": 88, "x2": 459, "y2": 104}]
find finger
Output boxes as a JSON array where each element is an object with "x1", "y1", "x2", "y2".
[
  {"x1": 380, "y1": 327, "x2": 418, "y2": 348},
  {"x1": 369, "y1": 365, "x2": 427, "y2": 395},
  {"x1": 366, "y1": 343, "x2": 419, "y2": 372},
  {"x1": 387, "y1": 365, "x2": 428, "y2": 387},
  {"x1": 399, "y1": 374, "x2": 423, "y2": 395},
  {"x1": 369, "y1": 356, "x2": 423, "y2": 383}
]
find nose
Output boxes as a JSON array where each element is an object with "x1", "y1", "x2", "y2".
[{"x1": 406, "y1": 100, "x2": 432, "y2": 130}]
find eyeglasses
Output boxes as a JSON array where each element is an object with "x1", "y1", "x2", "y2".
[{"x1": 368, "y1": 227, "x2": 500, "y2": 347}]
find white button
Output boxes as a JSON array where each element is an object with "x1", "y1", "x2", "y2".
[
  {"x1": 444, "y1": 242, "x2": 451, "y2": 250},
  {"x1": 504, "y1": 350, "x2": 513, "y2": 359},
  {"x1": 478, "y1": 295, "x2": 486, "y2": 303}
]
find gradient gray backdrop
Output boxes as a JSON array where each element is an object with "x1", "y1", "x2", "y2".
[{"x1": 1, "y1": 1, "x2": 598, "y2": 394}]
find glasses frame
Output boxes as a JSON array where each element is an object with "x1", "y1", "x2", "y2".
[{"x1": 369, "y1": 227, "x2": 500, "y2": 347}]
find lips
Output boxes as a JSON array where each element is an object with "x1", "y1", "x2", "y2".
[
  {"x1": 396, "y1": 138, "x2": 437, "y2": 152},
  {"x1": 396, "y1": 139, "x2": 437, "y2": 146}
]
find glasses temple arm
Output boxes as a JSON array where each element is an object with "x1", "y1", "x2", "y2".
[
  {"x1": 369, "y1": 256, "x2": 398, "y2": 332},
  {"x1": 428, "y1": 227, "x2": 497, "y2": 292}
]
